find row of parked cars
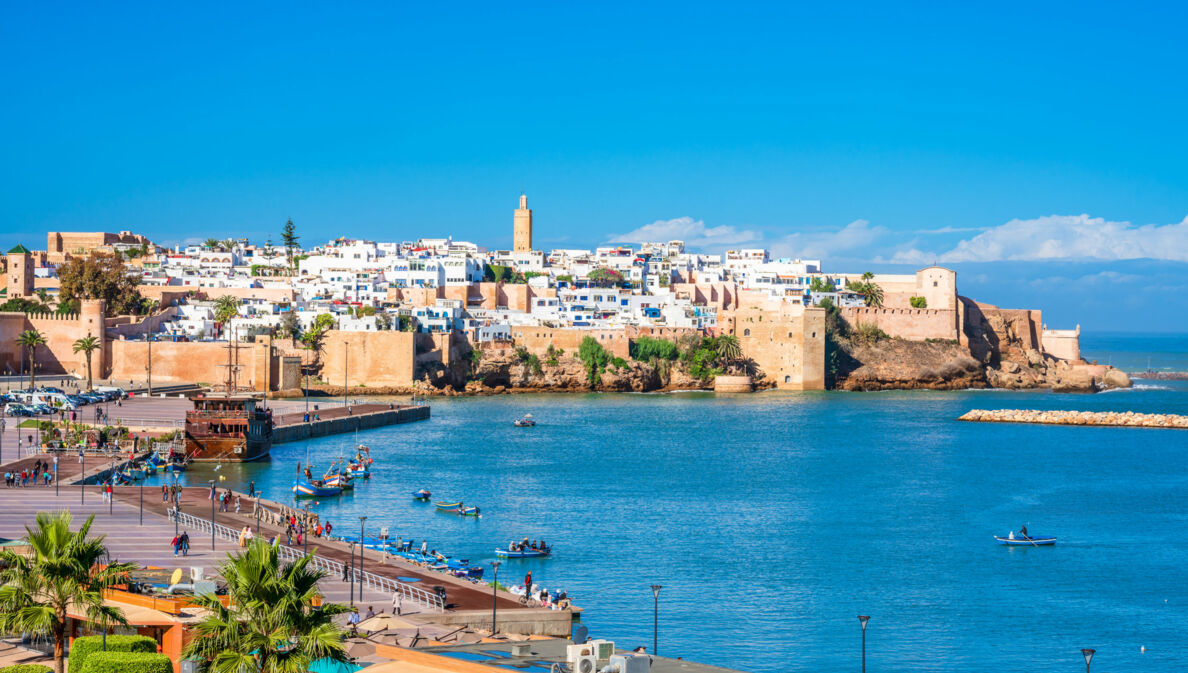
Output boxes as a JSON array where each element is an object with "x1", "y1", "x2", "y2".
[{"x1": 3, "y1": 386, "x2": 128, "y2": 417}]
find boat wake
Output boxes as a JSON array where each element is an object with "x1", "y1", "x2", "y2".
[{"x1": 1101, "y1": 383, "x2": 1171, "y2": 393}]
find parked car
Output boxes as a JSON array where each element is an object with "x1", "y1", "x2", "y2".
[{"x1": 5, "y1": 403, "x2": 32, "y2": 417}]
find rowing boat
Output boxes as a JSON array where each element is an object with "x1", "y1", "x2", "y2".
[
  {"x1": 292, "y1": 478, "x2": 342, "y2": 498},
  {"x1": 412, "y1": 489, "x2": 431, "y2": 500},
  {"x1": 995, "y1": 535, "x2": 1056, "y2": 546},
  {"x1": 495, "y1": 547, "x2": 550, "y2": 558}
]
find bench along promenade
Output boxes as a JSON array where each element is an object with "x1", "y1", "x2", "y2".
[{"x1": 959, "y1": 408, "x2": 1188, "y2": 429}]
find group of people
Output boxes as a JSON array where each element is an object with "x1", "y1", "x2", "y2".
[
  {"x1": 510, "y1": 537, "x2": 549, "y2": 553},
  {"x1": 210, "y1": 486, "x2": 241, "y2": 514},
  {"x1": 170, "y1": 531, "x2": 191, "y2": 556},
  {"x1": 160, "y1": 483, "x2": 183, "y2": 505},
  {"x1": 4, "y1": 458, "x2": 54, "y2": 487},
  {"x1": 237, "y1": 526, "x2": 256, "y2": 547}
]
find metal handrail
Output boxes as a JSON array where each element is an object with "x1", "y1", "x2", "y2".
[{"x1": 168, "y1": 509, "x2": 444, "y2": 611}]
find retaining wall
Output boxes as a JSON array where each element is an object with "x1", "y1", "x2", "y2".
[{"x1": 272, "y1": 406, "x2": 430, "y2": 444}]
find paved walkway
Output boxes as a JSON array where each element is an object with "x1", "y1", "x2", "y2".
[
  {"x1": 0, "y1": 489, "x2": 398, "y2": 609},
  {"x1": 116, "y1": 486, "x2": 521, "y2": 611}
]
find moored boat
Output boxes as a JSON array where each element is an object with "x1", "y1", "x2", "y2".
[
  {"x1": 513, "y1": 414, "x2": 536, "y2": 427},
  {"x1": 292, "y1": 478, "x2": 342, "y2": 498},
  {"x1": 995, "y1": 534, "x2": 1057, "y2": 546},
  {"x1": 413, "y1": 489, "x2": 431, "y2": 500},
  {"x1": 435, "y1": 502, "x2": 480, "y2": 516}
]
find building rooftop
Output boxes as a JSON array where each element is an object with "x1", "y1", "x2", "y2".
[
  {"x1": 415, "y1": 639, "x2": 744, "y2": 673},
  {"x1": 7, "y1": 244, "x2": 31, "y2": 254}
]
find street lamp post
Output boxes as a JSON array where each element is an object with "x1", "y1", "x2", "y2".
[
  {"x1": 650, "y1": 585, "x2": 662, "y2": 655},
  {"x1": 348, "y1": 542, "x2": 356, "y2": 607},
  {"x1": 1081, "y1": 648, "x2": 1095, "y2": 673},
  {"x1": 139, "y1": 478, "x2": 144, "y2": 525},
  {"x1": 303, "y1": 504, "x2": 312, "y2": 555},
  {"x1": 81, "y1": 452, "x2": 85, "y2": 505},
  {"x1": 255, "y1": 493, "x2": 262, "y2": 534},
  {"x1": 491, "y1": 561, "x2": 502, "y2": 634},
  {"x1": 357, "y1": 516, "x2": 367, "y2": 600},
  {"x1": 209, "y1": 479, "x2": 217, "y2": 550},
  {"x1": 108, "y1": 453, "x2": 114, "y2": 516},
  {"x1": 858, "y1": 616, "x2": 871, "y2": 673}
]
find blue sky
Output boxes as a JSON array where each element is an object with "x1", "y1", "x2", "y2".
[{"x1": 2, "y1": 2, "x2": 1186, "y2": 331}]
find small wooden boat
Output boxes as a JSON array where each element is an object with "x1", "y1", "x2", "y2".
[
  {"x1": 495, "y1": 547, "x2": 550, "y2": 559},
  {"x1": 513, "y1": 414, "x2": 536, "y2": 427},
  {"x1": 995, "y1": 535, "x2": 1057, "y2": 546},
  {"x1": 412, "y1": 489, "x2": 431, "y2": 501},
  {"x1": 292, "y1": 478, "x2": 342, "y2": 498},
  {"x1": 436, "y1": 502, "x2": 480, "y2": 516}
]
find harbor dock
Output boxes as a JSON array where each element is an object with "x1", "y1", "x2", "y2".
[{"x1": 272, "y1": 402, "x2": 431, "y2": 443}]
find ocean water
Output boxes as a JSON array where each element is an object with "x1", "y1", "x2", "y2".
[{"x1": 146, "y1": 338, "x2": 1188, "y2": 672}]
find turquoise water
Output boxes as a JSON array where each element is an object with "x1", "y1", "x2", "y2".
[{"x1": 146, "y1": 344, "x2": 1188, "y2": 672}]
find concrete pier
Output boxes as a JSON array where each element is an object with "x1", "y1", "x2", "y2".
[{"x1": 272, "y1": 403, "x2": 430, "y2": 444}]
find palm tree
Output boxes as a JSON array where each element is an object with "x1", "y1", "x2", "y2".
[
  {"x1": 183, "y1": 541, "x2": 350, "y2": 673},
  {"x1": 713, "y1": 335, "x2": 744, "y2": 374},
  {"x1": 16, "y1": 329, "x2": 47, "y2": 389},
  {"x1": 203, "y1": 238, "x2": 223, "y2": 250},
  {"x1": 861, "y1": 271, "x2": 874, "y2": 282},
  {"x1": 862, "y1": 282, "x2": 885, "y2": 308},
  {"x1": 213, "y1": 295, "x2": 241, "y2": 339},
  {"x1": 73, "y1": 335, "x2": 100, "y2": 391},
  {"x1": 0, "y1": 511, "x2": 135, "y2": 673}
]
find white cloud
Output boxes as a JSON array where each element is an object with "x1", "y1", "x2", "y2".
[
  {"x1": 893, "y1": 214, "x2": 1188, "y2": 263},
  {"x1": 608, "y1": 216, "x2": 761, "y2": 249},
  {"x1": 772, "y1": 219, "x2": 887, "y2": 259}
]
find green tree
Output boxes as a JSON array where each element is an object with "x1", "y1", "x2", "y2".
[
  {"x1": 0, "y1": 512, "x2": 135, "y2": 673},
  {"x1": 203, "y1": 238, "x2": 222, "y2": 249},
  {"x1": 0, "y1": 297, "x2": 53, "y2": 314},
  {"x1": 281, "y1": 219, "x2": 299, "y2": 269},
  {"x1": 277, "y1": 311, "x2": 300, "y2": 339},
  {"x1": 57, "y1": 254, "x2": 149, "y2": 315},
  {"x1": 808, "y1": 276, "x2": 833, "y2": 293},
  {"x1": 16, "y1": 330, "x2": 46, "y2": 388},
  {"x1": 909, "y1": 296, "x2": 927, "y2": 308},
  {"x1": 299, "y1": 313, "x2": 336, "y2": 350},
  {"x1": 587, "y1": 268, "x2": 624, "y2": 288},
  {"x1": 375, "y1": 313, "x2": 393, "y2": 330},
  {"x1": 182, "y1": 541, "x2": 350, "y2": 673},
  {"x1": 714, "y1": 334, "x2": 742, "y2": 363},
  {"x1": 72, "y1": 335, "x2": 100, "y2": 391},
  {"x1": 489, "y1": 264, "x2": 512, "y2": 284},
  {"x1": 578, "y1": 336, "x2": 611, "y2": 385},
  {"x1": 629, "y1": 336, "x2": 679, "y2": 361}
]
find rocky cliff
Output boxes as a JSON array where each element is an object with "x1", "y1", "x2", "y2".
[{"x1": 449, "y1": 350, "x2": 713, "y2": 394}]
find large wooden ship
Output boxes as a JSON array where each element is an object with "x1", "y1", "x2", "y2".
[
  {"x1": 183, "y1": 394, "x2": 273, "y2": 462},
  {"x1": 182, "y1": 324, "x2": 273, "y2": 462}
]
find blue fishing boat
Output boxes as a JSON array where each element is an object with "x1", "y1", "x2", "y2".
[
  {"x1": 292, "y1": 478, "x2": 342, "y2": 498},
  {"x1": 435, "y1": 501, "x2": 462, "y2": 510},
  {"x1": 495, "y1": 547, "x2": 550, "y2": 559},
  {"x1": 412, "y1": 489, "x2": 431, "y2": 501},
  {"x1": 995, "y1": 534, "x2": 1057, "y2": 546}
]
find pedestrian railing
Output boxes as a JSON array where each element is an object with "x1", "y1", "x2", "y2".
[{"x1": 168, "y1": 509, "x2": 444, "y2": 612}]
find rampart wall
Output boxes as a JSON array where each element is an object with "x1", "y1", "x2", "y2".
[
  {"x1": 319, "y1": 330, "x2": 416, "y2": 388},
  {"x1": 841, "y1": 307, "x2": 959, "y2": 341}
]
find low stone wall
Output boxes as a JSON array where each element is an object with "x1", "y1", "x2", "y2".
[
  {"x1": 714, "y1": 375, "x2": 754, "y2": 393},
  {"x1": 272, "y1": 406, "x2": 430, "y2": 444},
  {"x1": 959, "y1": 409, "x2": 1188, "y2": 429},
  {"x1": 424, "y1": 607, "x2": 576, "y2": 637}
]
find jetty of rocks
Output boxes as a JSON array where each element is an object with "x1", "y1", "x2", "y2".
[{"x1": 959, "y1": 408, "x2": 1188, "y2": 429}]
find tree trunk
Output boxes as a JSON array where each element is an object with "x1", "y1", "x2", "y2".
[
  {"x1": 86, "y1": 352, "x2": 93, "y2": 391},
  {"x1": 53, "y1": 619, "x2": 66, "y2": 673},
  {"x1": 29, "y1": 346, "x2": 36, "y2": 390}
]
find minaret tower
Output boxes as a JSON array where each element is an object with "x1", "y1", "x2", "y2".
[{"x1": 513, "y1": 193, "x2": 533, "y2": 252}]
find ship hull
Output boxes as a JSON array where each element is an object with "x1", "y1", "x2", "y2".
[{"x1": 185, "y1": 436, "x2": 271, "y2": 462}]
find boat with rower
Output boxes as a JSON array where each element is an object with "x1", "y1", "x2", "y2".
[
  {"x1": 495, "y1": 545, "x2": 551, "y2": 559},
  {"x1": 412, "y1": 489, "x2": 432, "y2": 501},
  {"x1": 345, "y1": 445, "x2": 373, "y2": 478},
  {"x1": 995, "y1": 533, "x2": 1057, "y2": 546},
  {"x1": 435, "y1": 501, "x2": 481, "y2": 516},
  {"x1": 513, "y1": 414, "x2": 536, "y2": 427},
  {"x1": 293, "y1": 477, "x2": 342, "y2": 498}
]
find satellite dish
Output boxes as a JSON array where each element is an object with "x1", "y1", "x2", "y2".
[{"x1": 571, "y1": 624, "x2": 588, "y2": 644}]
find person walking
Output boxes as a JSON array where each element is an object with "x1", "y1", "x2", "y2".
[
  {"x1": 180, "y1": 531, "x2": 190, "y2": 556},
  {"x1": 171, "y1": 534, "x2": 181, "y2": 556},
  {"x1": 392, "y1": 592, "x2": 403, "y2": 616}
]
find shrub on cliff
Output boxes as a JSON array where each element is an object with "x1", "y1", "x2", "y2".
[
  {"x1": 852, "y1": 322, "x2": 890, "y2": 344},
  {"x1": 578, "y1": 337, "x2": 611, "y2": 385},
  {"x1": 630, "y1": 336, "x2": 679, "y2": 361},
  {"x1": 910, "y1": 296, "x2": 927, "y2": 308}
]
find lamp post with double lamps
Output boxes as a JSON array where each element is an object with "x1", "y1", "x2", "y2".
[
  {"x1": 357, "y1": 516, "x2": 368, "y2": 600},
  {"x1": 858, "y1": 615, "x2": 871, "y2": 673},
  {"x1": 208, "y1": 479, "x2": 217, "y2": 550},
  {"x1": 491, "y1": 561, "x2": 502, "y2": 634},
  {"x1": 650, "y1": 585, "x2": 662, "y2": 655}
]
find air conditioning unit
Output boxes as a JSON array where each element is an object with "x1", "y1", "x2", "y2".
[
  {"x1": 566, "y1": 644, "x2": 597, "y2": 673},
  {"x1": 608, "y1": 654, "x2": 650, "y2": 673},
  {"x1": 586, "y1": 639, "x2": 615, "y2": 661}
]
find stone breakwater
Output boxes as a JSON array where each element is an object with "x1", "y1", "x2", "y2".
[{"x1": 959, "y1": 408, "x2": 1188, "y2": 429}]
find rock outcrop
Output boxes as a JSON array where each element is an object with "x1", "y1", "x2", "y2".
[{"x1": 831, "y1": 338, "x2": 988, "y2": 391}]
